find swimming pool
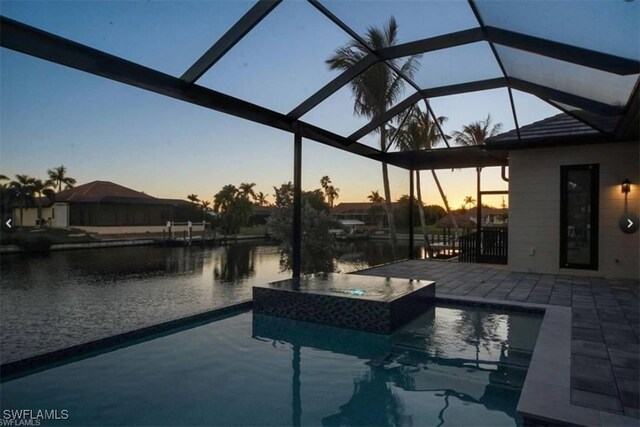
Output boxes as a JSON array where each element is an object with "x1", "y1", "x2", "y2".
[{"x1": 0, "y1": 304, "x2": 542, "y2": 426}]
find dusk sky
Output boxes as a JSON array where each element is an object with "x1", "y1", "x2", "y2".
[{"x1": 2, "y1": 0, "x2": 633, "y2": 208}]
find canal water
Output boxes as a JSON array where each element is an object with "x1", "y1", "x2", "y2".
[{"x1": 0, "y1": 240, "x2": 415, "y2": 363}]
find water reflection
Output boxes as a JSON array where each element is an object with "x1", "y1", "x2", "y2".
[
  {"x1": 335, "y1": 241, "x2": 415, "y2": 273},
  {"x1": 269, "y1": 239, "x2": 414, "y2": 275},
  {"x1": 323, "y1": 368, "x2": 406, "y2": 427},
  {"x1": 1, "y1": 308, "x2": 540, "y2": 426},
  {"x1": 0, "y1": 240, "x2": 411, "y2": 363},
  {"x1": 213, "y1": 243, "x2": 256, "y2": 284},
  {"x1": 253, "y1": 305, "x2": 542, "y2": 426}
]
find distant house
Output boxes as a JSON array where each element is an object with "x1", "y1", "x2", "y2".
[
  {"x1": 331, "y1": 202, "x2": 389, "y2": 226},
  {"x1": 467, "y1": 207, "x2": 508, "y2": 226},
  {"x1": 435, "y1": 214, "x2": 476, "y2": 230},
  {"x1": 12, "y1": 181, "x2": 202, "y2": 235},
  {"x1": 435, "y1": 207, "x2": 508, "y2": 230},
  {"x1": 250, "y1": 206, "x2": 278, "y2": 226}
]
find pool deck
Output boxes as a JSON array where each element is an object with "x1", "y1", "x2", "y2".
[{"x1": 359, "y1": 259, "x2": 640, "y2": 421}]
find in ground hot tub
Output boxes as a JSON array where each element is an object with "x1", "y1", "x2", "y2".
[{"x1": 253, "y1": 273, "x2": 435, "y2": 333}]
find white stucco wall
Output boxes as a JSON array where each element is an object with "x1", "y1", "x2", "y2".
[
  {"x1": 12, "y1": 207, "x2": 53, "y2": 226},
  {"x1": 508, "y1": 141, "x2": 639, "y2": 279},
  {"x1": 51, "y1": 203, "x2": 69, "y2": 228}
]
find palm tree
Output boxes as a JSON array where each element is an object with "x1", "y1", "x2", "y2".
[
  {"x1": 394, "y1": 107, "x2": 459, "y2": 243},
  {"x1": 238, "y1": 182, "x2": 257, "y2": 202},
  {"x1": 47, "y1": 165, "x2": 76, "y2": 192},
  {"x1": 320, "y1": 176, "x2": 331, "y2": 192},
  {"x1": 319, "y1": 176, "x2": 339, "y2": 207},
  {"x1": 214, "y1": 185, "x2": 239, "y2": 213},
  {"x1": 200, "y1": 200, "x2": 211, "y2": 220},
  {"x1": 255, "y1": 191, "x2": 269, "y2": 207},
  {"x1": 31, "y1": 179, "x2": 55, "y2": 227},
  {"x1": 367, "y1": 190, "x2": 385, "y2": 229},
  {"x1": 452, "y1": 114, "x2": 502, "y2": 147},
  {"x1": 187, "y1": 194, "x2": 200, "y2": 205},
  {"x1": 463, "y1": 196, "x2": 476, "y2": 209},
  {"x1": 453, "y1": 115, "x2": 502, "y2": 230},
  {"x1": 327, "y1": 17, "x2": 419, "y2": 243},
  {"x1": 394, "y1": 108, "x2": 445, "y2": 254},
  {"x1": 9, "y1": 174, "x2": 35, "y2": 226},
  {"x1": 367, "y1": 190, "x2": 384, "y2": 204},
  {"x1": 325, "y1": 185, "x2": 339, "y2": 208}
]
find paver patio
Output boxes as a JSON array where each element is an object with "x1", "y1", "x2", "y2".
[{"x1": 359, "y1": 259, "x2": 640, "y2": 419}]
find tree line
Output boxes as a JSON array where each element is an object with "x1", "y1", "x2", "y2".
[
  {"x1": 0, "y1": 166, "x2": 76, "y2": 226},
  {"x1": 191, "y1": 177, "x2": 341, "y2": 235}
]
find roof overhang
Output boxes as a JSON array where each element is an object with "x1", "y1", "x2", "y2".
[
  {"x1": 485, "y1": 133, "x2": 611, "y2": 150},
  {"x1": 383, "y1": 146, "x2": 508, "y2": 170}
]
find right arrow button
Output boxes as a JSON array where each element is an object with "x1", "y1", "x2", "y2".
[{"x1": 620, "y1": 213, "x2": 639, "y2": 234}]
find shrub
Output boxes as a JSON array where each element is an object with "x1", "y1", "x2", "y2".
[{"x1": 268, "y1": 204, "x2": 340, "y2": 274}]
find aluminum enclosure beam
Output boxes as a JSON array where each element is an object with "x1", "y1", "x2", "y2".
[
  {"x1": 351, "y1": 75, "x2": 623, "y2": 143},
  {"x1": 349, "y1": 78, "x2": 508, "y2": 141},
  {"x1": 468, "y1": 0, "x2": 521, "y2": 140},
  {"x1": 181, "y1": 0, "x2": 281, "y2": 84},
  {"x1": 349, "y1": 93, "x2": 423, "y2": 141},
  {"x1": 288, "y1": 21, "x2": 638, "y2": 122},
  {"x1": 485, "y1": 26, "x2": 640, "y2": 76},
  {"x1": 409, "y1": 169, "x2": 415, "y2": 260},
  {"x1": 510, "y1": 78, "x2": 624, "y2": 116},
  {"x1": 376, "y1": 28, "x2": 484, "y2": 60},
  {"x1": 307, "y1": 0, "x2": 451, "y2": 148},
  {"x1": 423, "y1": 77, "x2": 506, "y2": 98},
  {"x1": 0, "y1": 16, "x2": 384, "y2": 164},
  {"x1": 292, "y1": 133, "x2": 302, "y2": 278},
  {"x1": 287, "y1": 54, "x2": 377, "y2": 119}
]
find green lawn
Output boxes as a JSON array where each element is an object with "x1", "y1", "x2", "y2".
[
  {"x1": 237, "y1": 225, "x2": 267, "y2": 236},
  {"x1": 1, "y1": 227, "x2": 99, "y2": 249}
]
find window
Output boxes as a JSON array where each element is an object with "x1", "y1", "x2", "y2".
[{"x1": 560, "y1": 164, "x2": 599, "y2": 270}]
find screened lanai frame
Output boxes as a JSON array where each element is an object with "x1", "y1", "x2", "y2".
[{"x1": 1, "y1": 0, "x2": 639, "y2": 275}]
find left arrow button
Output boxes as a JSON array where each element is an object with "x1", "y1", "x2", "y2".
[{"x1": 5, "y1": 219, "x2": 11, "y2": 228}]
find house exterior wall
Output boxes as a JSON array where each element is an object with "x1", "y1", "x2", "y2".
[
  {"x1": 68, "y1": 203, "x2": 200, "y2": 227},
  {"x1": 12, "y1": 207, "x2": 53, "y2": 227},
  {"x1": 77, "y1": 224, "x2": 205, "y2": 235},
  {"x1": 508, "y1": 141, "x2": 639, "y2": 279},
  {"x1": 51, "y1": 203, "x2": 69, "y2": 228}
]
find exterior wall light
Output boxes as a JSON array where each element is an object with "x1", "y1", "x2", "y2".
[{"x1": 622, "y1": 178, "x2": 631, "y2": 194}]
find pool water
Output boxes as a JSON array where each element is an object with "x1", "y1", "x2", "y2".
[{"x1": 0, "y1": 305, "x2": 542, "y2": 426}]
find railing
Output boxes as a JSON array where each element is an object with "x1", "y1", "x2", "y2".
[
  {"x1": 459, "y1": 227, "x2": 508, "y2": 264},
  {"x1": 459, "y1": 232, "x2": 477, "y2": 262},
  {"x1": 424, "y1": 228, "x2": 469, "y2": 258},
  {"x1": 162, "y1": 221, "x2": 214, "y2": 243}
]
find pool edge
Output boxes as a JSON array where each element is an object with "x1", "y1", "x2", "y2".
[
  {"x1": 0, "y1": 300, "x2": 253, "y2": 381},
  {"x1": 435, "y1": 294, "x2": 638, "y2": 427},
  {"x1": 3, "y1": 291, "x2": 635, "y2": 427}
]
